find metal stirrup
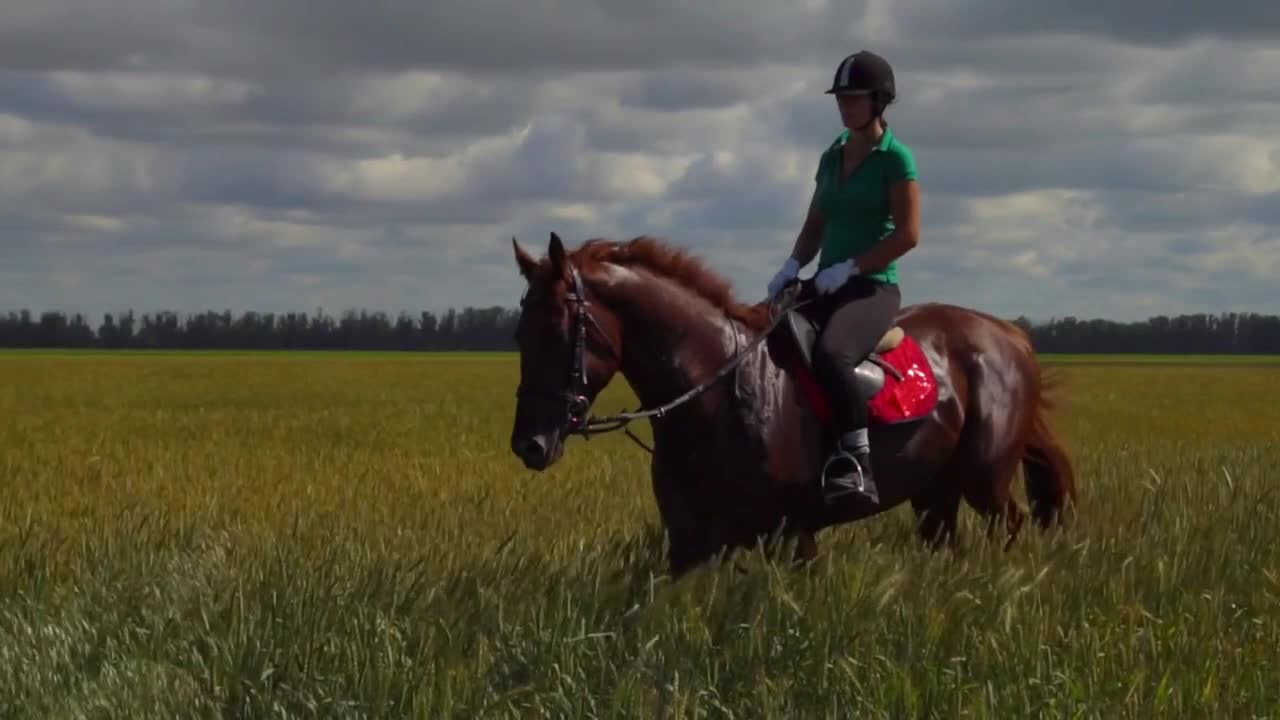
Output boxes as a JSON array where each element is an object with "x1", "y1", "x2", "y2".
[{"x1": 821, "y1": 449, "x2": 876, "y2": 502}]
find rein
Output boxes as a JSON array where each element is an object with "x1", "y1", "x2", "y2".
[{"x1": 564, "y1": 267, "x2": 813, "y2": 453}]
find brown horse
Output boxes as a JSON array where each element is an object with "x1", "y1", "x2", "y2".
[{"x1": 509, "y1": 232, "x2": 1076, "y2": 578}]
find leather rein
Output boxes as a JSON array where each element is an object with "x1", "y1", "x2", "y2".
[{"x1": 517, "y1": 261, "x2": 812, "y2": 454}]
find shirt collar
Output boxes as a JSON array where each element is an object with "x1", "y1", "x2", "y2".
[{"x1": 836, "y1": 125, "x2": 894, "y2": 152}]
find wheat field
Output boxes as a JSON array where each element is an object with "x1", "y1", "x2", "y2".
[{"x1": 2, "y1": 352, "x2": 1278, "y2": 718}]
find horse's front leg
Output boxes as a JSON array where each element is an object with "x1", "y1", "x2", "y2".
[
  {"x1": 761, "y1": 515, "x2": 819, "y2": 569},
  {"x1": 665, "y1": 528, "x2": 696, "y2": 578},
  {"x1": 654, "y1": 483, "x2": 719, "y2": 579},
  {"x1": 665, "y1": 527, "x2": 723, "y2": 579}
]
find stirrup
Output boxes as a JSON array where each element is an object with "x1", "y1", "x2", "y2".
[{"x1": 820, "y1": 448, "x2": 879, "y2": 504}]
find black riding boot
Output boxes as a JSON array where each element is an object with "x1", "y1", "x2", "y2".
[{"x1": 821, "y1": 428, "x2": 879, "y2": 504}]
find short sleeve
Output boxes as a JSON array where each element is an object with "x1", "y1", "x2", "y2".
[{"x1": 886, "y1": 143, "x2": 918, "y2": 183}]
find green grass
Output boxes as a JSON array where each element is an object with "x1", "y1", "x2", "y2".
[
  {"x1": 4, "y1": 349, "x2": 1279, "y2": 364},
  {"x1": 2, "y1": 354, "x2": 1278, "y2": 718},
  {"x1": 1041, "y1": 353, "x2": 1280, "y2": 365},
  {"x1": 0, "y1": 349, "x2": 515, "y2": 359}
]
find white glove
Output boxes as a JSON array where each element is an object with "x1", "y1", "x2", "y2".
[
  {"x1": 766, "y1": 257, "x2": 801, "y2": 299},
  {"x1": 814, "y1": 259, "x2": 857, "y2": 294}
]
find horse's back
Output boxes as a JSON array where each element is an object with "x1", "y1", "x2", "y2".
[
  {"x1": 891, "y1": 301, "x2": 1044, "y2": 450},
  {"x1": 896, "y1": 301, "x2": 1048, "y2": 463},
  {"x1": 897, "y1": 302, "x2": 1036, "y2": 362}
]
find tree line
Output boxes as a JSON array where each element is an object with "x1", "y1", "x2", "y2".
[{"x1": 3, "y1": 307, "x2": 1280, "y2": 353}]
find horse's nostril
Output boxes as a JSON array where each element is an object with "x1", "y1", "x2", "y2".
[
  {"x1": 514, "y1": 435, "x2": 548, "y2": 462},
  {"x1": 528, "y1": 436, "x2": 547, "y2": 457}
]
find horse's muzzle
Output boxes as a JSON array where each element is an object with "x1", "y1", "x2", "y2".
[{"x1": 511, "y1": 430, "x2": 563, "y2": 470}]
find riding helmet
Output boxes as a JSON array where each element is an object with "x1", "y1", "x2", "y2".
[{"x1": 825, "y1": 50, "x2": 896, "y2": 102}]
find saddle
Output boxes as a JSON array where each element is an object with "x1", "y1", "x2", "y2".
[
  {"x1": 763, "y1": 279, "x2": 940, "y2": 430},
  {"x1": 765, "y1": 281, "x2": 905, "y2": 406}
]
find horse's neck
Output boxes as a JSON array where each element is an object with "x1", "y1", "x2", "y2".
[{"x1": 609, "y1": 272, "x2": 742, "y2": 415}]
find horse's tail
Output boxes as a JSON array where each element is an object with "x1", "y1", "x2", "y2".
[{"x1": 1022, "y1": 366, "x2": 1077, "y2": 528}]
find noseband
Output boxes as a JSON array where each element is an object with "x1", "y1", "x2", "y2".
[{"x1": 517, "y1": 261, "x2": 812, "y2": 453}]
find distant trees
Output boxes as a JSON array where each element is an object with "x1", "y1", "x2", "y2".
[
  {"x1": 0, "y1": 307, "x2": 517, "y2": 351},
  {"x1": 1011, "y1": 313, "x2": 1280, "y2": 354},
  {"x1": 3, "y1": 307, "x2": 1279, "y2": 353}
]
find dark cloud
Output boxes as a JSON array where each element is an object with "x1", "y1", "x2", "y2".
[
  {"x1": 917, "y1": 142, "x2": 1201, "y2": 198},
  {"x1": 0, "y1": 67, "x2": 548, "y2": 158},
  {"x1": 1128, "y1": 41, "x2": 1280, "y2": 105},
  {"x1": 659, "y1": 151, "x2": 811, "y2": 233},
  {"x1": 177, "y1": 149, "x2": 342, "y2": 211},
  {"x1": 0, "y1": 3, "x2": 196, "y2": 72},
  {"x1": 618, "y1": 70, "x2": 757, "y2": 112},
  {"x1": 893, "y1": 0, "x2": 1280, "y2": 46},
  {"x1": 1088, "y1": 189, "x2": 1272, "y2": 235},
  {"x1": 188, "y1": 0, "x2": 856, "y2": 76}
]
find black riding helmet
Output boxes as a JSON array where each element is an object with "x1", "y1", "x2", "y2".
[{"x1": 825, "y1": 50, "x2": 895, "y2": 127}]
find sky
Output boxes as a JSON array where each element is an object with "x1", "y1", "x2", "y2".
[{"x1": 3, "y1": 1, "x2": 1279, "y2": 323}]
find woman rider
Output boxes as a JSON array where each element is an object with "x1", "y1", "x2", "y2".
[{"x1": 766, "y1": 49, "x2": 921, "y2": 504}]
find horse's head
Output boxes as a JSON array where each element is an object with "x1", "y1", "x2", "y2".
[{"x1": 509, "y1": 232, "x2": 623, "y2": 470}]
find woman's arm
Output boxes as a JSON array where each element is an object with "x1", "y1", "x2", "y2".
[
  {"x1": 787, "y1": 191, "x2": 825, "y2": 267},
  {"x1": 855, "y1": 179, "x2": 919, "y2": 273}
]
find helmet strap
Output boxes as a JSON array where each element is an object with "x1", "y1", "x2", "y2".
[{"x1": 852, "y1": 93, "x2": 886, "y2": 132}]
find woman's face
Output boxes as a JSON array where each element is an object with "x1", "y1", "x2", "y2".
[{"x1": 836, "y1": 93, "x2": 873, "y2": 129}]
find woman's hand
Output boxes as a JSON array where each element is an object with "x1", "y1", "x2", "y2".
[
  {"x1": 815, "y1": 259, "x2": 856, "y2": 294},
  {"x1": 766, "y1": 257, "x2": 802, "y2": 299}
]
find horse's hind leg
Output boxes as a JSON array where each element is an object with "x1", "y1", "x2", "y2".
[
  {"x1": 1022, "y1": 410, "x2": 1077, "y2": 529},
  {"x1": 997, "y1": 497, "x2": 1027, "y2": 550},
  {"x1": 961, "y1": 454, "x2": 1027, "y2": 550},
  {"x1": 1005, "y1": 497, "x2": 1026, "y2": 544},
  {"x1": 949, "y1": 342, "x2": 1038, "y2": 550}
]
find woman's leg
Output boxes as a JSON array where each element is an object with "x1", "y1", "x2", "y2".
[{"x1": 810, "y1": 278, "x2": 902, "y2": 500}]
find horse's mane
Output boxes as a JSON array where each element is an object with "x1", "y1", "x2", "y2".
[{"x1": 572, "y1": 236, "x2": 772, "y2": 332}]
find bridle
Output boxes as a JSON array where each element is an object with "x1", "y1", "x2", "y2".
[
  {"x1": 516, "y1": 261, "x2": 811, "y2": 454},
  {"x1": 514, "y1": 263, "x2": 605, "y2": 436}
]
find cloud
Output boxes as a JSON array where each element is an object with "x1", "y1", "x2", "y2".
[
  {"x1": 893, "y1": 0, "x2": 1280, "y2": 45},
  {"x1": 188, "y1": 0, "x2": 857, "y2": 75},
  {"x1": 618, "y1": 69, "x2": 768, "y2": 112},
  {"x1": 2, "y1": 0, "x2": 1278, "y2": 325}
]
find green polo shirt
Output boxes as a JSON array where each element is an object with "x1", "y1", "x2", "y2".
[{"x1": 813, "y1": 125, "x2": 918, "y2": 284}]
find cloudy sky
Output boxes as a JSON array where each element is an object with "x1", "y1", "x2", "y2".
[{"x1": 4, "y1": 1, "x2": 1278, "y2": 323}]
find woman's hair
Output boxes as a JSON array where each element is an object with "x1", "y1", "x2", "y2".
[{"x1": 877, "y1": 91, "x2": 895, "y2": 119}]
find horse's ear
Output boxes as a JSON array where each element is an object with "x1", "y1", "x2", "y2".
[
  {"x1": 548, "y1": 231, "x2": 566, "y2": 271},
  {"x1": 512, "y1": 237, "x2": 537, "y2": 280}
]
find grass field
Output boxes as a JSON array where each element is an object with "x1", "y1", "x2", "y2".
[{"x1": 2, "y1": 352, "x2": 1278, "y2": 718}]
